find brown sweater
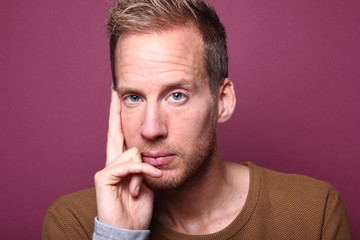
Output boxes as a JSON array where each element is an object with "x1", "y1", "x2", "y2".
[{"x1": 42, "y1": 162, "x2": 352, "y2": 239}]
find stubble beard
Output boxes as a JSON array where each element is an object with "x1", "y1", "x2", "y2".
[
  {"x1": 142, "y1": 109, "x2": 218, "y2": 191},
  {"x1": 143, "y1": 134, "x2": 216, "y2": 191}
]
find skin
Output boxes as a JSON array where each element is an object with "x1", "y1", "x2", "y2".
[
  {"x1": 116, "y1": 28, "x2": 218, "y2": 190},
  {"x1": 95, "y1": 26, "x2": 250, "y2": 234}
]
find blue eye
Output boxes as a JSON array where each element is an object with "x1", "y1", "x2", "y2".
[
  {"x1": 171, "y1": 92, "x2": 184, "y2": 101},
  {"x1": 126, "y1": 95, "x2": 141, "y2": 102}
]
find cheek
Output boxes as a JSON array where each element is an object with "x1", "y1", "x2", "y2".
[
  {"x1": 170, "y1": 105, "x2": 215, "y2": 141},
  {"x1": 121, "y1": 109, "x2": 143, "y2": 143}
]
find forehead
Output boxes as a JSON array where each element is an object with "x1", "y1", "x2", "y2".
[{"x1": 114, "y1": 27, "x2": 206, "y2": 86}]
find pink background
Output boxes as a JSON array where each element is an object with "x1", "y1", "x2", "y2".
[{"x1": 1, "y1": 0, "x2": 359, "y2": 238}]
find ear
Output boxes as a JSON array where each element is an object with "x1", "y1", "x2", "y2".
[{"x1": 217, "y1": 78, "x2": 236, "y2": 123}]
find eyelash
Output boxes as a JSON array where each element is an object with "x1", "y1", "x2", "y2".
[
  {"x1": 124, "y1": 95, "x2": 142, "y2": 103},
  {"x1": 169, "y1": 92, "x2": 186, "y2": 102},
  {"x1": 123, "y1": 91, "x2": 188, "y2": 105}
]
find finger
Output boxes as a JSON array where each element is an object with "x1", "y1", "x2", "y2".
[
  {"x1": 106, "y1": 89, "x2": 124, "y2": 165},
  {"x1": 129, "y1": 174, "x2": 143, "y2": 197},
  {"x1": 106, "y1": 147, "x2": 148, "y2": 197},
  {"x1": 96, "y1": 161, "x2": 163, "y2": 186},
  {"x1": 106, "y1": 147, "x2": 142, "y2": 168}
]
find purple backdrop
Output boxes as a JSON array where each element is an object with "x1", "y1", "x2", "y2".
[{"x1": 1, "y1": 0, "x2": 359, "y2": 239}]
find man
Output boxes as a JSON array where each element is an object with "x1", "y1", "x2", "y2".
[{"x1": 42, "y1": 0, "x2": 352, "y2": 239}]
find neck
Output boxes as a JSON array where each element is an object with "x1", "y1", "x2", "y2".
[{"x1": 153, "y1": 153, "x2": 249, "y2": 235}]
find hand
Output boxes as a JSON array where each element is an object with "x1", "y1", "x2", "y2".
[{"x1": 94, "y1": 90, "x2": 163, "y2": 230}]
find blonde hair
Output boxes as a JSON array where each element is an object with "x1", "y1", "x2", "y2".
[{"x1": 107, "y1": 0, "x2": 228, "y2": 95}]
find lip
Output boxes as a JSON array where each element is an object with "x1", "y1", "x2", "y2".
[{"x1": 141, "y1": 152, "x2": 175, "y2": 167}]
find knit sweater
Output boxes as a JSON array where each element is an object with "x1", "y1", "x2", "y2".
[{"x1": 42, "y1": 162, "x2": 352, "y2": 239}]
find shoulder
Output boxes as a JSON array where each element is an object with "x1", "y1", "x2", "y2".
[
  {"x1": 49, "y1": 187, "x2": 96, "y2": 211},
  {"x1": 245, "y1": 161, "x2": 341, "y2": 217},
  {"x1": 247, "y1": 161, "x2": 342, "y2": 220},
  {"x1": 249, "y1": 162, "x2": 336, "y2": 196},
  {"x1": 242, "y1": 162, "x2": 352, "y2": 238},
  {"x1": 42, "y1": 188, "x2": 97, "y2": 239}
]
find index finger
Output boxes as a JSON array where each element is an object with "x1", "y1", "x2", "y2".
[{"x1": 106, "y1": 89, "x2": 124, "y2": 165}]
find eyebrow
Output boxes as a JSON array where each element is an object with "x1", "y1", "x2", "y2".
[
  {"x1": 117, "y1": 78, "x2": 199, "y2": 95},
  {"x1": 163, "y1": 80, "x2": 198, "y2": 92}
]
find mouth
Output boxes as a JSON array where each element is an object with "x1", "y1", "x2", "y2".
[{"x1": 141, "y1": 152, "x2": 175, "y2": 167}]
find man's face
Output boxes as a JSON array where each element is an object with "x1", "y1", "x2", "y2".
[{"x1": 115, "y1": 27, "x2": 218, "y2": 190}]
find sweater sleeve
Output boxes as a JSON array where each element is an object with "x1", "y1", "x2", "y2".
[
  {"x1": 321, "y1": 185, "x2": 352, "y2": 240},
  {"x1": 93, "y1": 218, "x2": 150, "y2": 240}
]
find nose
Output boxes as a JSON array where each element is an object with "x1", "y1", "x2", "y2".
[{"x1": 139, "y1": 103, "x2": 168, "y2": 141}]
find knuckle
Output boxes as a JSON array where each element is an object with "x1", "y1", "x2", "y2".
[
  {"x1": 94, "y1": 171, "x2": 100, "y2": 180},
  {"x1": 107, "y1": 131, "x2": 112, "y2": 140},
  {"x1": 94, "y1": 170, "x2": 105, "y2": 181}
]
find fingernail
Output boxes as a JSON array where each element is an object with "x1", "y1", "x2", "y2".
[{"x1": 135, "y1": 185, "x2": 140, "y2": 196}]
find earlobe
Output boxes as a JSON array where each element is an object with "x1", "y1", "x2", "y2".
[{"x1": 217, "y1": 78, "x2": 236, "y2": 123}]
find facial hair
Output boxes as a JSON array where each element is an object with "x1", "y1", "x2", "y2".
[{"x1": 141, "y1": 106, "x2": 218, "y2": 191}]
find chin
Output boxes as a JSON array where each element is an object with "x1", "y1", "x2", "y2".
[
  {"x1": 143, "y1": 172, "x2": 184, "y2": 190},
  {"x1": 143, "y1": 167, "x2": 206, "y2": 191},
  {"x1": 142, "y1": 134, "x2": 217, "y2": 191}
]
